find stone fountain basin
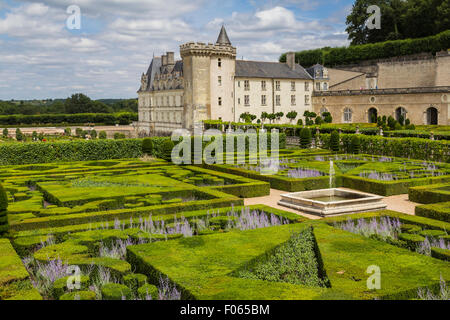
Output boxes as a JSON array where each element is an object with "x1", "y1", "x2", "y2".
[{"x1": 278, "y1": 188, "x2": 387, "y2": 217}]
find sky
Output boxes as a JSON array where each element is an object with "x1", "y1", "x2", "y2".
[{"x1": 0, "y1": 0, "x2": 355, "y2": 100}]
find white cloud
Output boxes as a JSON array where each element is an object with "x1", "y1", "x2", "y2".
[
  {"x1": 19, "y1": 0, "x2": 205, "y2": 18},
  {"x1": 0, "y1": 1, "x2": 349, "y2": 100}
]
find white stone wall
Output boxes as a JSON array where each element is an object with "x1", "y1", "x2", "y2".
[
  {"x1": 234, "y1": 78, "x2": 313, "y2": 123},
  {"x1": 210, "y1": 56, "x2": 235, "y2": 122}
]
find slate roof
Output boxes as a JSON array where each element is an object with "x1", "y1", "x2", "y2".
[
  {"x1": 216, "y1": 26, "x2": 232, "y2": 45},
  {"x1": 142, "y1": 58, "x2": 183, "y2": 91},
  {"x1": 145, "y1": 57, "x2": 161, "y2": 91},
  {"x1": 235, "y1": 60, "x2": 313, "y2": 80}
]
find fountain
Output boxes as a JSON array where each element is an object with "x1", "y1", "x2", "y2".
[
  {"x1": 329, "y1": 160, "x2": 335, "y2": 188},
  {"x1": 278, "y1": 159, "x2": 387, "y2": 217}
]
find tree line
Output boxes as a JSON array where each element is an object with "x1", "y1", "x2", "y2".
[
  {"x1": 0, "y1": 94, "x2": 137, "y2": 115},
  {"x1": 346, "y1": 0, "x2": 450, "y2": 45}
]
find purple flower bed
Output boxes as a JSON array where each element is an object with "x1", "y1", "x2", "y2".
[
  {"x1": 358, "y1": 171, "x2": 397, "y2": 181},
  {"x1": 287, "y1": 167, "x2": 326, "y2": 179},
  {"x1": 334, "y1": 217, "x2": 402, "y2": 241}
]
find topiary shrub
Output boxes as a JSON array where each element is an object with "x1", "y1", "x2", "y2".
[
  {"x1": 138, "y1": 284, "x2": 159, "y2": 300},
  {"x1": 60, "y1": 291, "x2": 96, "y2": 300},
  {"x1": 161, "y1": 139, "x2": 175, "y2": 162},
  {"x1": 142, "y1": 138, "x2": 153, "y2": 156},
  {"x1": 0, "y1": 183, "x2": 7, "y2": 211},
  {"x1": 398, "y1": 233, "x2": 425, "y2": 250},
  {"x1": 124, "y1": 273, "x2": 147, "y2": 295},
  {"x1": 299, "y1": 128, "x2": 312, "y2": 149},
  {"x1": 0, "y1": 183, "x2": 8, "y2": 236},
  {"x1": 350, "y1": 135, "x2": 360, "y2": 154},
  {"x1": 101, "y1": 283, "x2": 132, "y2": 300},
  {"x1": 99, "y1": 131, "x2": 107, "y2": 139},
  {"x1": 330, "y1": 130, "x2": 340, "y2": 152}
]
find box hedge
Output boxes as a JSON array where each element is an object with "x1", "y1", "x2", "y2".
[
  {"x1": 415, "y1": 202, "x2": 450, "y2": 222},
  {"x1": 280, "y1": 30, "x2": 450, "y2": 67},
  {"x1": 409, "y1": 183, "x2": 450, "y2": 204},
  {"x1": 320, "y1": 133, "x2": 450, "y2": 162},
  {"x1": 0, "y1": 112, "x2": 137, "y2": 126}
]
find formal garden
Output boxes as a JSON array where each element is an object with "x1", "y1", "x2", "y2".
[{"x1": 0, "y1": 130, "x2": 449, "y2": 300}]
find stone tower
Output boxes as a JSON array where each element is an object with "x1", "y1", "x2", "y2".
[{"x1": 180, "y1": 26, "x2": 237, "y2": 131}]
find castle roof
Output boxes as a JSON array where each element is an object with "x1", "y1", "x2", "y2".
[
  {"x1": 235, "y1": 60, "x2": 313, "y2": 80},
  {"x1": 216, "y1": 26, "x2": 232, "y2": 46},
  {"x1": 142, "y1": 57, "x2": 183, "y2": 92},
  {"x1": 144, "y1": 57, "x2": 161, "y2": 91}
]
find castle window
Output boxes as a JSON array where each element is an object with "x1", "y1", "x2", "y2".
[
  {"x1": 291, "y1": 81, "x2": 296, "y2": 91},
  {"x1": 291, "y1": 95, "x2": 296, "y2": 106},
  {"x1": 244, "y1": 80, "x2": 250, "y2": 91},
  {"x1": 323, "y1": 83, "x2": 328, "y2": 91},
  {"x1": 305, "y1": 82, "x2": 310, "y2": 91},
  {"x1": 244, "y1": 95, "x2": 250, "y2": 106},
  {"x1": 218, "y1": 97, "x2": 222, "y2": 106},
  {"x1": 316, "y1": 82, "x2": 321, "y2": 91},
  {"x1": 276, "y1": 95, "x2": 281, "y2": 106},
  {"x1": 238, "y1": 81, "x2": 240, "y2": 88},
  {"x1": 343, "y1": 107, "x2": 353, "y2": 123},
  {"x1": 275, "y1": 81, "x2": 281, "y2": 91},
  {"x1": 238, "y1": 98, "x2": 241, "y2": 105},
  {"x1": 261, "y1": 95, "x2": 267, "y2": 106},
  {"x1": 261, "y1": 81, "x2": 266, "y2": 91},
  {"x1": 218, "y1": 58, "x2": 222, "y2": 68},
  {"x1": 218, "y1": 76, "x2": 222, "y2": 86},
  {"x1": 305, "y1": 95, "x2": 310, "y2": 105}
]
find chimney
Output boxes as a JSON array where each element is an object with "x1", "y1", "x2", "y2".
[
  {"x1": 162, "y1": 54, "x2": 168, "y2": 66},
  {"x1": 286, "y1": 52, "x2": 296, "y2": 70},
  {"x1": 167, "y1": 52, "x2": 175, "y2": 65}
]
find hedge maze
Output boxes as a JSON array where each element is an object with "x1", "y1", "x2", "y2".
[{"x1": 0, "y1": 144, "x2": 449, "y2": 300}]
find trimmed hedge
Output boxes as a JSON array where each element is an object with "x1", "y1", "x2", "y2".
[
  {"x1": 0, "y1": 183, "x2": 8, "y2": 236},
  {"x1": 101, "y1": 283, "x2": 132, "y2": 300},
  {"x1": 11, "y1": 189, "x2": 244, "y2": 231},
  {"x1": 385, "y1": 130, "x2": 450, "y2": 141},
  {"x1": 0, "y1": 112, "x2": 137, "y2": 126},
  {"x1": 204, "y1": 163, "x2": 342, "y2": 192},
  {"x1": 0, "y1": 239, "x2": 42, "y2": 300},
  {"x1": 431, "y1": 247, "x2": 450, "y2": 261},
  {"x1": 280, "y1": 30, "x2": 450, "y2": 67},
  {"x1": 409, "y1": 183, "x2": 450, "y2": 204},
  {"x1": 342, "y1": 175, "x2": 450, "y2": 197},
  {"x1": 320, "y1": 133, "x2": 450, "y2": 162},
  {"x1": 0, "y1": 139, "x2": 145, "y2": 165},
  {"x1": 416, "y1": 202, "x2": 450, "y2": 222}
]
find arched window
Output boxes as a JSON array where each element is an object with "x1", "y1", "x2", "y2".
[
  {"x1": 395, "y1": 107, "x2": 407, "y2": 123},
  {"x1": 320, "y1": 107, "x2": 328, "y2": 116},
  {"x1": 368, "y1": 108, "x2": 378, "y2": 123},
  {"x1": 426, "y1": 107, "x2": 438, "y2": 125},
  {"x1": 343, "y1": 107, "x2": 353, "y2": 123}
]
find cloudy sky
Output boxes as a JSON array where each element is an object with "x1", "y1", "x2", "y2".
[{"x1": 0, "y1": 0, "x2": 354, "y2": 100}]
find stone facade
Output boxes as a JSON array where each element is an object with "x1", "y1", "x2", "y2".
[
  {"x1": 317, "y1": 51, "x2": 450, "y2": 125},
  {"x1": 313, "y1": 87, "x2": 450, "y2": 125},
  {"x1": 137, "y1": 27, "x2": 320, "y2": 135}
]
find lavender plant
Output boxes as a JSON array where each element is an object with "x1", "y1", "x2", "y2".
[
  {"x1": 158, "y1": 276, "x2": 181, "y2": 300},
  {"x1": 24, "y1": 258, "x2": 70, "y2": 297},
  {"x1": 417, "y1": 275, "x2": 449, "y2": 300},
  {"x1": 335, "y1": 217, "x2": 402, "y2": 241},
  {"x1": 287, "y1": 168, "x2": 325, "y2": 179},
  {"x1": 416, "y1": 237, "x2": 450, "y2": 256},
  {"x1": 359, "y1": 171, "x2": 396, "y2": 181}
]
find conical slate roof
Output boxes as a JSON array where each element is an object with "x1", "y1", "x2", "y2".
[{"x1": 216, "y1": 26, "x2": 231, "y2": 45}]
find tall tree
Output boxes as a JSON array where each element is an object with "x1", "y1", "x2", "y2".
[{"x1": 346, "y1": 0, "x2": 448, "y2": 45}]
